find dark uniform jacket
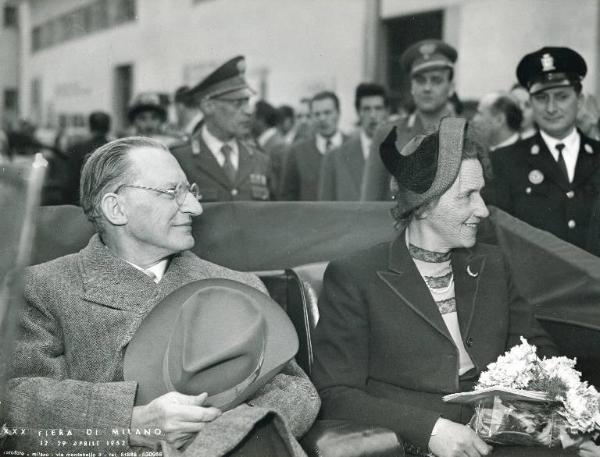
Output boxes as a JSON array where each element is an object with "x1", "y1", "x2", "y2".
[
  {"x1": 280, "y1": 134, "x2": 349, "y2": 201},
  {"x1": 318, "y1": 136, "x2": 365, "y2": 201},
  {"x1": 170, "y1": 133, "x2": 273, "y2": 202},
  {"x1": 489, "y1": 130, "x2": 600, "y2": 251},
  {"x1": 312, "y1": 234, "x2": 557, "y2": 450}
]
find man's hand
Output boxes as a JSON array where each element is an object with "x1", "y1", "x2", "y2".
[
  {"x1": 130, "y1": 392, "x2": 222, "y2": 449},
  {"x1": 428, "y1": 418, "x2": 492, "y2": 457}
]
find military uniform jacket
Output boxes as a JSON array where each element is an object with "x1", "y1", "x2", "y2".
[
  {"x1": 318, "y1": 136, "x2": 365, "y2": 201},
  {"x1": 312, "y1": 235, "x2": 557, "y2": 450},
  {"x1": 170, "y1": 133, "x2": 273, "y2": 202},
  {"x1": 6, "y1": 235, "x2": 319, "y2": 455},
  {"x1": 490, "y1": 130, "x2": 600, "y2": 251}
]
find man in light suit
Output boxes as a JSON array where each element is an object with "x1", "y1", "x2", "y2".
[
  {"x1": 171, "y1": 56, "x2": 273, "y2": 202},
  {"x1": 5, "y1": 137, "x2": 319, "y2": 456},
  {"x1": 318, "y1": 83, "x2": 388, "y2": 201},
  {"x1": 313, "y1": 118, "x2": 558, "y2": 457},
  {"x1": 280, "y1": 91, "x2": 349, "y2": 200}
]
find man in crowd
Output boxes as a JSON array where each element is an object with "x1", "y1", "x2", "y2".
[
  {"x1": 280, "y1": 91, "x2": 348, "y2": 200},
  {"x1": 63, "y1": 111, "x2": 112, "y2": 205},
  {"x1": 171, "y1": 56, "x2": 273, "y2": 202},
  {"x1": 318, "y1": 83, "x2": 388, "y2": 201},
  {"x1": 173, "y1": 85, "x2": 203, "y2": 138},
  {"x1": 127, "y1": 92, "x2": 168, "y2": 137},
  {"x1": 313, "y1": 118, "x2": 558, "y2": 457},
  {"x1": 291, "y1": 97, "x2": 314, "y2": 144},
  {"x1": 510, "y1": 83, "x2": 537, "y2": 139},
  {"x1": 490, "y1": 47, "x2": 600, "y2": 253},
  {"x1": 361, "y1": 39, "x2": 457, "y2": 201},
  {"x1": 277, "y1": 105, "x2": 297, "y2": 145},
  {"x1": 253, "y1": 100, "x2": 284, "y2": 154},
  {"x1": 5, "y1": 136, "x2": 319, "y2": 456},
  {"x1": 472, "y1": 92, "x2": 522, "y2": 151}
]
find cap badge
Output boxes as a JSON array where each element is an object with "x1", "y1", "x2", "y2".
[
  {"x1": 419, "y1": 43, "x2": 436, "y2": 60},
  {"x1": 585, "y1": 143, "x2": 593, "y2": 154},
  {"x1": 528, "y1": 169, "x2": 544, "y2": 185},
  {"x1": 530, "y1": 144, "x2": 540, "y2": 155},
  {"x1": 541, "y1": 53, "x2": 556, "y2": 72}
]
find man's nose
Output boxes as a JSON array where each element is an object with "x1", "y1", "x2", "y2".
[
  {"x1": 546, "y1": 97, "x2": 557, "y2": 113},
  {"x1": 181, "y1": 194, "x2": 203, "y2": 216}
]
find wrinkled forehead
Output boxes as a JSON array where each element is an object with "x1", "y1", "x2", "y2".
[{"x1": 127, "y1": 146, "x2": 187, "y2": 184}]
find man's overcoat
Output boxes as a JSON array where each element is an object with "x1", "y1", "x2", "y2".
[{"x1": 6, "y1": 235, "x2": 319, "y2": 456}]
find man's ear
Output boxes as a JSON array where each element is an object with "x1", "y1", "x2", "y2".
[
  {"x1": 100, "y1": 193, "x2": 128, "y2": 226},
  {"x1": 448, "y1": 80, "x2": 455, "y2": 99},
  {"x1": 200, "y1": 98, "x2": 213, "y2": 116}
]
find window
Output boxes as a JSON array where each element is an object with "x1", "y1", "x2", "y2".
[{"x1": 4, "y1": 5, "x2": 17, "y2": 28}]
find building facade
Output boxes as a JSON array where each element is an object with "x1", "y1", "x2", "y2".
[{"x1": 11, "y1": 0, "x2": 600, "y2": 133}]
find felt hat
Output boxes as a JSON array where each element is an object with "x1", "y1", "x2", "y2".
[
  {"x1": 516, "y1": 47, "x2": 587, "y2": 95},
  {"x1": 380, "y1": 117, "x2": 467, "y2": 215},
  {"x1": 123, "y1": 278, "x2": 298, "y2": 410}
]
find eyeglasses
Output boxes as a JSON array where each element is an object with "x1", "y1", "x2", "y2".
[{"x1": 116, "y1": 182, "x2": 200, "y2": 206}]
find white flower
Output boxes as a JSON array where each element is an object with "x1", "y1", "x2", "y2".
[
  {"x1": 476, "y1": 337, "x2": 539, "y2": 390},
  {"x1": 559, "y1": 383, "x2": 600, "y2": 434},
  {"x1": 539, "y1": 357, "x2": 581, "y2": 390}
]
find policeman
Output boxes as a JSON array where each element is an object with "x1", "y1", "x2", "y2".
[
  {"x1": 170, "y1": 56, "x2": 272, "y2": 202},
  {"x1": 490, "y1": 47, "x2": 600, "y2": 252},
  {"x1": 360, "y1": 39, "x2": 457, "y2": 200}
]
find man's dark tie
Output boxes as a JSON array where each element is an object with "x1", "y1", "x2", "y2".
[
  {"x1": 556, "y1": 143, "x2": 569, "y2": 182},
  {"x1": 221, "y1": 144, "x2": 237, "y2": 183},
  {"x1": 325, "y1": 138, "x2": 332, "y2": 152}
]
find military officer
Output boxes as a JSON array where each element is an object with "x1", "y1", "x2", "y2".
[
  {"x1": 360, "y1": 39, "x2": 457, "y2": 201},
  {"x1": 490, "y1": 47, "x2": 600, "y2": 252},
  {"x1": 170, "y1": 56, "x2": 272, "y2": 202}
]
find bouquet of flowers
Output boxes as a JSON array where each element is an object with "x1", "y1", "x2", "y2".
[{"x1": 444, "y1": 337, "x2": 600, "y2": 448}]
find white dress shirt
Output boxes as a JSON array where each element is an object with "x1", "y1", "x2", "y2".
[
  {"x1": 201, "y1": 124, "x2": 239, "y2": 170},
  {"x1": 540, "y1": 128, "x2": 580, "y2": 183},
  {"x1": 316, "y1": 131, "x2": 344, "y2": 154},
  {"x1": 126, "y1": 258, "x2": 168, "y2": 283},
  {"x1": 360, "y1": 130, "x2": 372, "y2": 160}
]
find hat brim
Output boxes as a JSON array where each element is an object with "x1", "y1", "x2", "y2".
[
  {"x1": 127, "y1": 104, "x2": 167, "y2": 123},
  {"x1": 123, "y1": 278, "x2": 298, "y2": 409},
  {"x1": 210, "y1": 86, "x2": 255, "y2": 101}
]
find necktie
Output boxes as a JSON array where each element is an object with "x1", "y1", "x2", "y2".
[
  {"x1": 325, "y1": 138, "x2": 332, "y2": 152},
  {"x1": 221, "y1": 144, "x2": 237, "y2": 183},
  {"x1": 556, "y1": 143, "x2": 569, "y2": 182}
]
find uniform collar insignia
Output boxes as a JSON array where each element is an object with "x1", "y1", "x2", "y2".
[
  {"x1": 585, "y1": 143, "x2": 594, "y2": 154},
  {"x1": 530, "y1": 144, "x2": 540, "y2": 155}
]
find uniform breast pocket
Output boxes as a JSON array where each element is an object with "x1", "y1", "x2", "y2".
[{"x1": 197, "y1": 188, "x2": 219, "y2": 202}]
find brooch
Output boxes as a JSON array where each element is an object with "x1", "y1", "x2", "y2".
[
  {"x1": 467, "y1": 265, "x2": 479, "y2": 278},
  {"x1": 528, "y1": 169, "x2": 544, "y2": 185}
]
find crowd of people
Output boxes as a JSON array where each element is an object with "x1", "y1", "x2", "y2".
[{"x1": 3, "y1": 37, "x2": 600, "y2": 457}]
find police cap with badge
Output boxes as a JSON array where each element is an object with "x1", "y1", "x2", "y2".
[
  {"x1": 187, "y1": 55, "x2": 255, "y2": 102},
  {"x1": 400, "y1": 39, "x2": 458, "y2": 76},
  {"x1": 516, "y1": 46, "x2": 587, "y2": 95}
]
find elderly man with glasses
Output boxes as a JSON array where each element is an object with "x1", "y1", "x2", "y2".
[
  {"x1": 171, "y1": 56, "x2": 274, "y2": 202},
  {"x1": 5, "y1": 136, "x2": 319, "y2": 456}
]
